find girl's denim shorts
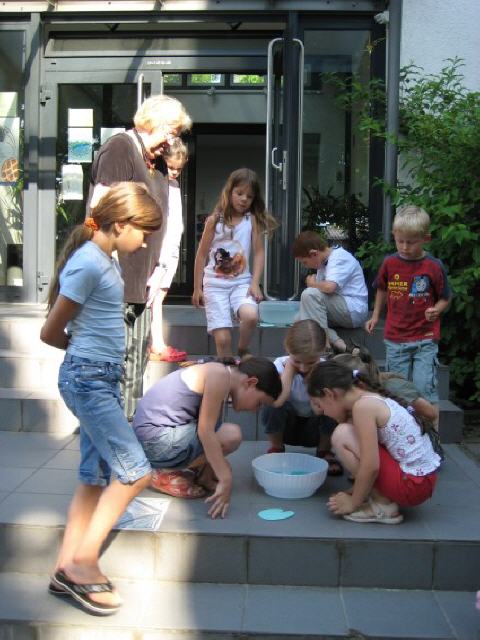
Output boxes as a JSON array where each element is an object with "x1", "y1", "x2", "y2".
[
  {"x1": 140, "y1": 421, "x2": 205, "y2": 469},
  {"x1": 139, "y1": 417, "x2": 223, "y2": 470},
  {"x1": 58, "y1": 353, "x2": 151, "y2": 487}
]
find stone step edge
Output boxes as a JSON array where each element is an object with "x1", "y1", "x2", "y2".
[
  {"x1": 0, "y1": 349, "x2": 454, "y2": 377},
  {"x1": 0, "y1": 573, "x2": 476, "y2": 639},
  {"x1": 0, "y1": 387, "x2": 463, "y2": 412},
  {"x1": 1, "y1": 511, "x2": 478, "y2": 590}
]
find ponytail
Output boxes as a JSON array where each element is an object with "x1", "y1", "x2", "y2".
[
  {"x1": 46, "y1": 225, "x2": 94, "y2": 312},
  {"x1": 308, "y1": 360, "x2": 430, "y2": 434},
  {"x1": 333, "y1": 345, "x2": 381, "y2": 383}
]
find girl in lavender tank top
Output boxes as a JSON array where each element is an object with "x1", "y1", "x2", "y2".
[{"x1": 133, "y1": 357, "x2": 281, "y2": 519}]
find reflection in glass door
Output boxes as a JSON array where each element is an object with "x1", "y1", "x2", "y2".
[
  {"x1": 0, "y1": 30, "x2": 24, "y2": 293},
  {"x1": 55, "y1": 83, "x2": 151, "y2": 253},
  {"x1": 300, "y1": 30, "x2": 375, "y2": 253}
]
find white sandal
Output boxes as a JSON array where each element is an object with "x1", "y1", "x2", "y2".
[{"x1": 344, "y1": 498, "x2": 404, "y2": 524}]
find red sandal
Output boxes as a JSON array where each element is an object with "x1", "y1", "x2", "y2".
[
  {"x1": 150, "y1": 346, "x2": 187, "y2": 362},
  {"x1": 150, "y1": 469, "x2": 206, "y2": 498},
  {"x1": 267, "y1": 446, "x2": 286, "y2": 454}
]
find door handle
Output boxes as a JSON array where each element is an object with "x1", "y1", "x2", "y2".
[
  {"x1": 137, "y1": 74, "x2": 145, "y2": 109},
  {"x1": 271, "y1": 146, "x2": 283, "y2": 172}
]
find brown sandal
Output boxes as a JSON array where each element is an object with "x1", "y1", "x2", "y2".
[{"x1": 150, "y1": 469, "x2": 206, "y2": 498}]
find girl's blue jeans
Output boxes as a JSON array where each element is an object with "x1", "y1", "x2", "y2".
[{"x1": 58, "y1": 353, "x2": 151, "y2": 486}]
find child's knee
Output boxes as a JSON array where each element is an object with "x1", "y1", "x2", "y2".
[
  {"x1": 238, "y1": 304, "x2": 258, "y2": 324},
  {"x1": 301, "y1": 287, "x2": 326, "y2": 305},
  {"x1": 219, "y1": 422, "x2": 242, "y2": 452},
  {"x1": 331, "y1": 422, "x2": 354, "y2": 449}
]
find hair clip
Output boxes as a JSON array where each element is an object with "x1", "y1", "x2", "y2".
[
  {"x1": 84, "y1": 217, "x2": 99, "y2": 231},
  {"x1": 352, "y1": 369, "x2": 360, "y2": 379},
  {"x1": 406, "y1": 405, "x2": 415, "y2": 414}
]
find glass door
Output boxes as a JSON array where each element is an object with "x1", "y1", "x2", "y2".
[
  {"x1": 264, "y1": 21, "x2": 383, "y2": 301},
  {"x1": 264, "y1": 35, "x2": 304, "y2": 300},
  {"x1": 298, "y1": 24, "x2": 384, "y2": 253},
  {"x1": 37, "y1": 66, "x2": 161, "y2": 299}
]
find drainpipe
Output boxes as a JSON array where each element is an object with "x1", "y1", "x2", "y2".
[{"x1": 382, "y1": 0, "x2": 402, "y2": 240}]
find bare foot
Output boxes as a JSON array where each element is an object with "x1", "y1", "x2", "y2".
[{"x1": 195, "y1": 463, "x2": 218, "y2": 492}]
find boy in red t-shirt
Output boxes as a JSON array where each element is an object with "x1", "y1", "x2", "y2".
[{"x1": 365, "y1": 206, "x2": 452, "y2": 425}]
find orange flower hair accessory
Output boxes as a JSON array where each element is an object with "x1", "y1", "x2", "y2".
[{"x1": 84, "y1": 217, "x2": 99, "y2": 231}]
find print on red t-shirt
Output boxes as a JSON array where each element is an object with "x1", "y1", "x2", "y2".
[{"x1": 375, "y1": 253, "x2": 451, "y2": 343}]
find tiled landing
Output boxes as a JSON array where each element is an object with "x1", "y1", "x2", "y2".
[
  {"x1": 0, "y1": 432, "x2": 479, "y2": 637},
  {"x1": 0, "y1": 434, "x2": 479, "y2": 591}
]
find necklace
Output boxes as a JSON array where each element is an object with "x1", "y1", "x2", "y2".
[{"x1": 132, "y1": 128, "x2": 155, "y2": 176}]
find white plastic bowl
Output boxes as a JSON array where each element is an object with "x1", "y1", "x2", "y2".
[
  {"x1": 252, "y1": 452, "x2": 328, "y2": 499},
  {"x1": 258, "y1": 301, "x2": 300, "y2": 326}
]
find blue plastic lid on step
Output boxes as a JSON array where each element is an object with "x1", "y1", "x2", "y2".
[{"x1": 259, "y1": 301, "x2": 300, "y2": 327}]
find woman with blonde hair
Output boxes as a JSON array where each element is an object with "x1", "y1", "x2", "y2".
[{"x1": 88, "y1": 95, "x2": 192, "y2": 421}]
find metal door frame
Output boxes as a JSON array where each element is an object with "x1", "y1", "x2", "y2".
[{"x1": 263, "y1": 18, "x2": 304, "y2": 300}]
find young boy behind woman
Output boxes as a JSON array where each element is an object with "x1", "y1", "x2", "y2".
[
  {"x1": 261, "y1": 319, "x2": 342, "y2": 475},
  {"x1": 40, "y1": 183, "x2": 162, "y2": 616},
  {"x1": 148, "y1": 138, "x2": 189, "y2": 362},
  {"x1": 365, "y1": 205, "x2": 452, "y2": 425},
  {"x1": 193, "y1": 168, "x2": 277, "y2": 358}
]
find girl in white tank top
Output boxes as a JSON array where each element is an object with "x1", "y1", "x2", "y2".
[
  {"x1": 193, "y1": 168, "x2": 277, "y2": 358},
  {"x1": 308, "y1": 361, "x2": 441, "y2": 525}
]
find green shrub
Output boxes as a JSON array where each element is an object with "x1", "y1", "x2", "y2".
[{"x1": 328, "y1": 59, "x2": 480, "y2": 402}]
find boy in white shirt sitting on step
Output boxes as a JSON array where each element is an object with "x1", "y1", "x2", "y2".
[{"x1": 293, "y1": 231, "x2": 368, "y2": 353}]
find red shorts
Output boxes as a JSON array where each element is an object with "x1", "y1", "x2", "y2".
[{"x1": 374, "y1": 446, "x2": 437, "y2": 507}]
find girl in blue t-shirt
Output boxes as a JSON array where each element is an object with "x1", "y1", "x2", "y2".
[{"x1": 40, "y1": 182, "x2": 162, "y2": 616}]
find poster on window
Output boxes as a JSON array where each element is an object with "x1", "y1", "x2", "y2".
[
  {"x1": 0, "y1": 117, "x2": 20, "y2": 183},
  {"x1": 61, "y1": 164, "x2": 84, "y2": 201},
  {"x1": 68, "y1": 108, "x2": 93, "y2": 128},
  {"x1": 68, "y1": 127, "x2": 93, "y2": 163},
  {"x1": 0, "y1": 92, "x2": 18, "y2": 118}
]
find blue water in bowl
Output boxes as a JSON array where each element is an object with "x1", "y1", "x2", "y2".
[{"x1": 272, "y1": 469, "x2": 309, "y2": 476}]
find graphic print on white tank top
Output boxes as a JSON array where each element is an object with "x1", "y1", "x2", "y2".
[{"x1": 204, "y1": 214, "x2": 252, "y2": 281}]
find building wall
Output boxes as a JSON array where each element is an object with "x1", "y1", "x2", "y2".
[{"x1": 401, "y1": 0, "x2": 480, "y2": 92}]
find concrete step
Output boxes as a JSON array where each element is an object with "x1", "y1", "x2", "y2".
[
  {"x1": 0, "y1": 385, "x2": 463, "y2": 443},
  {"x1": 0, "y1": 304, "x2": 378, "y2": 358},
  {"x1": 1, "y1": 437, "x2": 479, "y2": 593},
  {"x1": 0, "y1": 346, "x2": 451, "y2": 403},
  {"x1": 0, "y1": 574, "x2": 477, "y2": 639},
  {"x1": 0, "y1": 387, "x2": 78, "y2": 433},
  {"x1": 0, "y1": 304, "x2": 463, "y2": 441}
]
